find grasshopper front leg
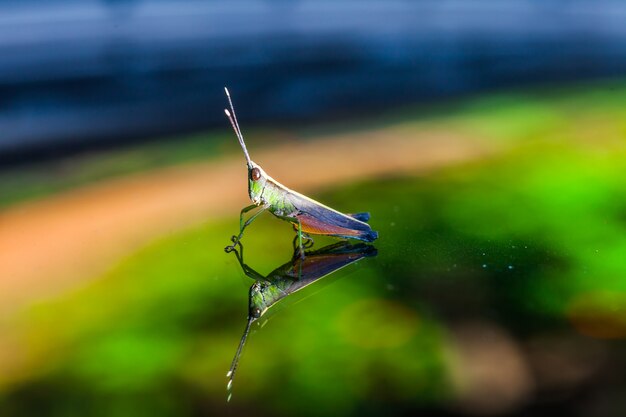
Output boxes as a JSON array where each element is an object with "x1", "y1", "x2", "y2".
[
  {"x1": 227, "y1": 241, "x2": 268, "y2": 282},
  {"x1": 225, "y1": 204, "x2": 267, "y2": 252}
]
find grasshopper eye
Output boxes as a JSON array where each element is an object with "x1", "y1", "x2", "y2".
[{"x1": 251, "y1": 167, "x2": 261, "y2": 181}]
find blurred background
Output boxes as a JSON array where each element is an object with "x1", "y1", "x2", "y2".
[{"x1": 1, "y1": 1, "x2": 626, "y2": 416}]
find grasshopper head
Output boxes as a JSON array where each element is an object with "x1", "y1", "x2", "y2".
[
  {"x1": 247, "y1": 162, "x2": 268, "y2": 205},
  {"x1": 249, "y1": 281, "x2": 269, "y2": 318}
]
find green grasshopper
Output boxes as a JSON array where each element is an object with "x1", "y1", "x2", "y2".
[
  {"x1": 226, "y1": 240, "x2": 377, "y2": 399},
  {"x1": 223, "y1": 87, "x2": 378, "y2": 256}
]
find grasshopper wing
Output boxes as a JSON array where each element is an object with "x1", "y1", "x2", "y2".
[{"x1": 287, "y1": 191, "x2": 378, "y2": 242}]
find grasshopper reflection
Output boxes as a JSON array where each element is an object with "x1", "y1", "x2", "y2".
[{"x1": 226, "y1": 241, "x2": 377, "y2": 398}]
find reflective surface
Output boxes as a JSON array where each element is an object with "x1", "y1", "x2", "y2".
[{"x1": 1, "y1": 87, "x2": 626, "y2": 416}]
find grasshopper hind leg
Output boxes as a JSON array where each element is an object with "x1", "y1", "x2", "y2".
[
  {"x1": 292, "y1": 233, "x2": 314, "y2": 253},
  {"x1": 273, "y1": 214, "x2": 306, "y2": 259},
  {"x1": 303, "y1": 234, "x2": 315, "y2": 249}
]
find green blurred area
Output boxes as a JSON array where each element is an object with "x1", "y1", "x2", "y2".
[{"x1": 2, "y1": 81, "x2": 626, "y2": 416}]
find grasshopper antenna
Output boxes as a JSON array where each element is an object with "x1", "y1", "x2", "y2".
[
  {"x1": 224, "y1": 87, "x2": 252, "y2": 167},
  {"x1": 226, "y1": 317, "x2": 253, "y2": 400}
]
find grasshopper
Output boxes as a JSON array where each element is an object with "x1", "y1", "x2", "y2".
[
  {"x1": 226, "y1": 240, "x2": 377, "y2": 399},
  {"x1": 223, "y1": 88, "x2": 378, "y2": 256}
]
